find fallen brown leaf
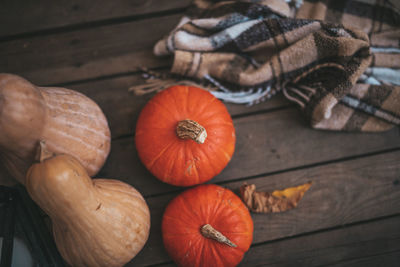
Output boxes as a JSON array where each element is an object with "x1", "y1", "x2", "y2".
[{"x1": 239, "y1": 182, "x2": 312, "y2": 213}]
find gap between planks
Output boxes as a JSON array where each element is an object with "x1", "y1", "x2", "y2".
[
  {"x1": 1, "y1": 1, "x2": 398, "y2": 266},
  {"x1": 111, "y1": 102, "x2": 294, "y2": 142},
  {"x1": 57, "y1": 69, "x2": 400, "y2": 196},
  {"x1": 147, "y1": 213, "x2": 400, "y2": 267},
  {"x1": 0, "y1": 0, "x2": 190, "y2": 41},
  {"x1": 64, "y1": 71, "x2": 292, "y2": 139},
  {"x1": 242, "y1": 214, "x2": 400, "y2": 267},
  {"x1": 216, "y1": 146, "x2": 400, "y2": 188},
  {"x1": 143, "y1": 146, "x2": 400, "y2": 199},
  {"x1": 127, "y1": 150, "x2": 400, "y2": 266},
  {"x1": 34, "y1": 148, "x2": 400, "y2": 266},
  {"x1": 97, "y1": 107, "x2": 400, "y2": 197},
  {"x1": 0, "y1": 14, "x2": 183, "y2": 85}
]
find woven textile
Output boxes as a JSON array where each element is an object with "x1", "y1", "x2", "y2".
[{"x1": 134, "y1": 0, "x2": 400, "y2": 131}]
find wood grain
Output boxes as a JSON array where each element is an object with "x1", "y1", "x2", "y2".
[
  {"x1": 128, "y1": 150, "x2": 400, "y2": 266},
  {"x1": 240, "y1": 217, "x2": 400, "y2": 266},
  {"x1": 159, "y1": 216, "x2": 400, "y2": 267},
  {"x1": 0, "y1": 0, "x2": 190, "y2": 37},
  {"x1": 0, "y1": 14, "x2": 182, "y2": 85},
  {"x1": 0, "y1": 75, "x2": 290, "y2": 186},
  {"x1": 1, "y1": 2, "x2": 399, "y2": 266},
  {"x1": 97, "y1": 107, "x2": 400, "y2": 197},
  {"x1": 327, "y1": 252, "x2": 400, "y2": 267},
  {"x1": 67, "y1": 75, "x2": 291, "y2": 139}
]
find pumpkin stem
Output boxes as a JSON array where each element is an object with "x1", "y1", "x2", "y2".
[
  {"x1": 200, "y1": 224, "x2": 237, "y2": 247},
  {"x1": 35, "y1": 140, "x2": 55, "y2": 162},
  {"x1": 176, "y1": 119, "x2": 207, "y2": 144}
]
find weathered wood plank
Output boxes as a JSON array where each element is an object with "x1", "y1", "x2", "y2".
[
  {"x1": 0, "y1": 0, "x2": 190, "y2": 38},
  {"x1": 98, "y1": 107, "x2": 400, "y2": 196},
  {"x1": 0, "y1": 74, "x2": 290, "y2": 186},
  {"x1": 328, "y1": 251, "x2": 400, "y2": 267},
  {"x1": 0, "y1": 47, "x2": 290, "y2": 185},
  {"x1": 159, "y1": 216, "x2": 400, "y2": 267},
  {"x1": 240, "y1": 216, "x2": 400, "y2": 266},
  {"x1": 67, "y1": 75, "x2": 291, "y2": 139},
  {"x1": 2, "y1": 2, "x2": 397, "y2": 267},
  {"x1": 128, "y1": 151, "x2": 400, "y2": 266},
  {"x1": 161, "y1": 253, "x2": 400, "y2": 267},
  {"x1": 0, "y1": 14, "x2": 182, "y2": 85}
]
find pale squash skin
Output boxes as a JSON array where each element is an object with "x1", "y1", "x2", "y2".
[
  {"x1": 26, "y1": 154, "x2": 151, "y2": 267},
  {"x1": 0, "y1": 73, "x2": 111, "y2": 185}
]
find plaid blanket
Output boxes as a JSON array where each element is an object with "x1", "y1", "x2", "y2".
[{"x1": 132, "y1": 0, "x2": 400, "y2": 131}]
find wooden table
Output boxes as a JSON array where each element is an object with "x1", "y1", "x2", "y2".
[{"x1": 1, "y1": 1, "x2": 400, "y2": 266}]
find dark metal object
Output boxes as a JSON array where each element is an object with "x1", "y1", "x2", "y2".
[
  {"x1": 0, "y1": 186, "x2": 65, "y2": 267},
  {"x1": 0, "y1": 187, "x2": 15, "y2": 267}
]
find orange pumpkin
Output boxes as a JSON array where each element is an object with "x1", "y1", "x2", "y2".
[
  {"x1": 162, "y1": 184, "x2": 253, "y2": 267},
  {"x1": 135, "y1": 86, "x2": 235, "y2": 186}
]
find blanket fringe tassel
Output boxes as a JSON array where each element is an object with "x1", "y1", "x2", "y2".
[{"x1": 129, "y1": 68, "x2": 279, "y2": 105}]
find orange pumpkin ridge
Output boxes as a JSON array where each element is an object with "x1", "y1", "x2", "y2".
[
  {"x1": 162, "y1": 184, "x2": 254, "y2": 267},
  {"x1": 135, "y1": 86, "x2": 236, "y2": 187}
]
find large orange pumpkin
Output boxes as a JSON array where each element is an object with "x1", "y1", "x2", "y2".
[
  {"x1": 135, "y1": 86, "x2": 235, "y2": 186},
  {"x1": 162, "y1": 184, "x2": 253, "y2": 267}
]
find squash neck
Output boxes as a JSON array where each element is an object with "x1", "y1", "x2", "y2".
[{"x1": 35, "y1": 141, "x2": 55, "y2": 162}]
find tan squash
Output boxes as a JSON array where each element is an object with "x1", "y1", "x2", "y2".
[
  {"x1": 0, "y1": 73, "x2": 111, "y2": 185},
  {"x1": 26, "y1": 142, "x2": 151, "y2": 267}
]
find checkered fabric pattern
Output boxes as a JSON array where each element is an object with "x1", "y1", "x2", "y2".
[{"x1": 133, "y1": 0, "x2": 400, "y2": 132}]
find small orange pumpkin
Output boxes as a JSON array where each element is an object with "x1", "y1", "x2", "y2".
[
  {"x1": 162, "y1": 184, "x2": 253, "y2": 267},
  {"x1": 135, "y1": 86, "x2": 235, "y2": 186}
]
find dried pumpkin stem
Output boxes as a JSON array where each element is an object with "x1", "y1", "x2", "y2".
[
  {"x1": 200, "y1": 224, "x2": 237, "y2": 247},
  {"x1": 35, "y1": 140, "x2": 55, "y2": 163},
  {"x1": 176, "y1": 119, "x2": 207, "y2": 144}
]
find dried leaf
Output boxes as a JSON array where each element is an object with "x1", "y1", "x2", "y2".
[{"x1": 239, "y1": 182, "x2": 312, "y2": 213}]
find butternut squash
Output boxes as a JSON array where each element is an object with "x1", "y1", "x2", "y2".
[
  {"x1": 0, "y1": 73, "x2": 111, "y2": 185},
  {"x1": 26, "y1": 142, "x2": 150, "y2": 267}
]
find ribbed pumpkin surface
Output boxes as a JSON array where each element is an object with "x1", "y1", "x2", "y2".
[
  {"x1": 135, "y1": 86, "x2": 235, "y2": 186},
  {"x1": 0, "y1": 74, "x2": 110, "y2": 184},
  {"x1": 162, "y1": 185, "x2": 253, "y2": 267},
  {"x1": 40, "y1": 87, "x2": 110, "y2": 176},
  {"x1": 162, "y1": 184, "x2": 253, "y2": 267}
]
